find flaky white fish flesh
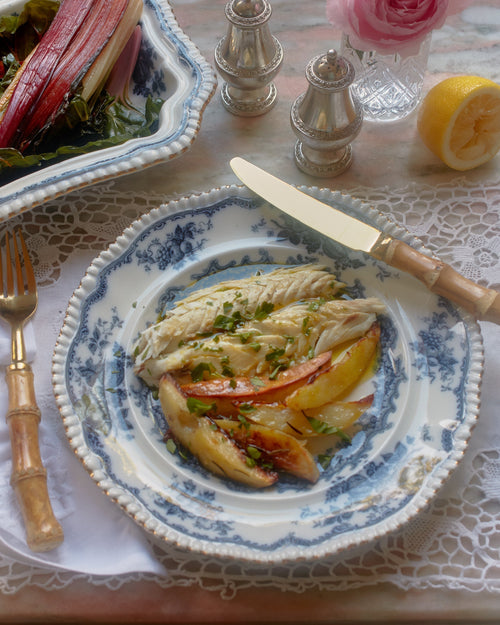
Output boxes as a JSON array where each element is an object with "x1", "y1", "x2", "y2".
[
  {"x1": 133, "y1": 265, "x2": 343, "y2": 373},
  {"x1": 137, "y1": 297, "x2": 385, "y2": 386},
  {"x1": 133, "y1": 265, "x2": 385, "y2": 387}
]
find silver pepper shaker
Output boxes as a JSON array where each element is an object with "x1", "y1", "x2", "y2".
[
  {"x1": 214, "y1": 0, "x2": 283, "y2": 116},
  {"x1": 290, "y1": 49, "x2": 362, "y2": 177}
]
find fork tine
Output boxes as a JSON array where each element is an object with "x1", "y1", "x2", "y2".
[
  {"x1": 5, "y1": 231, "x2": 14, "y2": 297},
  {"x1": 17, "y1": 230, "x2": 35, "y2": 294},
  {"x1": 12, "y1": 230, "x2": 25, "y2": 296}
]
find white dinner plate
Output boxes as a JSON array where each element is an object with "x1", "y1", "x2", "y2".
[
  {"x1": 52, "y1": 185, "x2": 483, "y2": 563},
  {"x1": 0, "y1": 0, "x2": 216, "y2": 222}
]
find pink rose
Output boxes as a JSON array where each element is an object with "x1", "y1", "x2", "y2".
[{"x1": 326, "y1": 0, "x2": 471, "y2": 56}]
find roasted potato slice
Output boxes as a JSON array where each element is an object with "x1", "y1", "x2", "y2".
[
  {"x1": 286, "y1": 322, "x2": 380, "y2": 411},
  {"x1": 243, "y1": 394, "x2": 373, "y2": 437},
  {"x1": 159, "y1": 374, "x2": 277, "y2": 488},
  {"x1": 215, "y1": 419, "x2": 320, "y2": 483},
  {"x1": 302, "y1": 394, "x2": 374, "y2": 432},
  {"x1": 181, "y1": 351, "x2": 331, "y2": 411}
]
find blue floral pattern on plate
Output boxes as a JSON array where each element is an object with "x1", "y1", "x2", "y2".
[
  {"x1": 0, "y1": 0, "x2": 216, "y2": 222},
  {"x1": 52, "y1": 186, "x2": 483, "y2": 562}
]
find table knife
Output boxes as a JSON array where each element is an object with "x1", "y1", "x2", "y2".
[{"x1": 230, "y1": 157, "x2": 500, "y2": 325}]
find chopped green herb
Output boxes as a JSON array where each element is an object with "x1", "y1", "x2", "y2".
[
  {"x1": 239, "y1": 331, "x2": 254, "y2": 344},
  {"x1": 269, "y1": 363, "x2": 288, "y2": 380},
  {"x1": 213, "y1": 314, "x2": 236, "y2": 331},
  {"x1": 223, "y1": 301, "x2": 233, "y2": 314},
  {"x1": 238, "y1": 403, "x2": 256, "y2": 414},
  {"x1": 166, "y1": 439, "x2": 177, "y2": 454},
  {"x1": 222, "y1": 365, "x2": 235, "y2": 378},
  {"x1": 302, "y1": 316, "x2": 311, "y2": 336},
  {"x1": 318, "y1": 453, "x2": 333, "y2": 470},
  {"x1": 237, "y1": 414, "x2": 251, "y2": 430},
  {"x1": 254, "y1": 301, "x2": 274, "y2": 320},
  {"x1": 247, "y1": 445, "x2": 261, "y2": 460},
  {"x1": 307, "y1": 417, "x2": 352, "y2": 442},
  {"x1": 266, "y1": 347, "x2": 286, "y2": 362},
  {"x1": 307, "y1": 298, "x2": 325, "y2": 312},
  {"x1": 191, "y1": 362, "x2": 214, "y2": 382},
  {"x1": 186, "y1": 397, "x2": 216, "y2": 415}
]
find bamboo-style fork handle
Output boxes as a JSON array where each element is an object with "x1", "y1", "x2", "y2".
[
  {"x1": 0, "y1": 230, "x2": 64, "y2": 551},
  {"x1": 6, "y1": 364, "x2": 64, "y2": 552}
]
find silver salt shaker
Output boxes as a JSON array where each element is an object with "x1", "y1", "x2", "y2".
[
  {"x1": 214, "y1": 0, "x2": 283, "y2": 116},
  {"x1": 290, "y1": 49, "x2": 362, "y2": 176}
]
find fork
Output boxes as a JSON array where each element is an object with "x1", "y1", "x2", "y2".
[{"x1": 0, "y1": 230, "x2": 63, "y2": 552}]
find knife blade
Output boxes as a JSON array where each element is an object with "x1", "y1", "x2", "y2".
[{"x1": 230, "y1": 157, "x2": 500, "y2": 325}]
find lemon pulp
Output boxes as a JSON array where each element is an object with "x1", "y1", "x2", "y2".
[{"x1": 417, "y1": 76, "x2": 500, "y2": 171}]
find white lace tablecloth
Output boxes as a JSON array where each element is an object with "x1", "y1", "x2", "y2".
[{"x1": 0, "y1": 175, "x2": 498, "y2": 599}]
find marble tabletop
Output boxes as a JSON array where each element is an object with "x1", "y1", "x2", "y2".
[{"x1": 0, "y1": 0, "x2": 500, "y2": 623}]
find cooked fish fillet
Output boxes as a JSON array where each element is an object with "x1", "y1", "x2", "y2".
[
  {"x1": 136, "y1": 297, "x2": 385, "y2": 386},
  {"x1": 133, "y1": 264, "x2": 344, "y2": 372}
]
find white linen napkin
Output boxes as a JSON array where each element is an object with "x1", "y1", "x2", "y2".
[{"x1": 0, "y1": 250, "x2": 167, "y2": 577}]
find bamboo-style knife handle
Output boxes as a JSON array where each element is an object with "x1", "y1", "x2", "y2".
[
  {"x1": 5, "y1": 365, "x2": 64, "y2": 552},
  {"x1": 372, "y1": 237, "x2": 500, "y2": 324}
]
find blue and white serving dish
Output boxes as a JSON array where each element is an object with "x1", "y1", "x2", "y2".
[
  {"x1": 0, "y1": 0, "x2": 216, "y2": 222},
  {"x1": 52, "y1": 185, "x2": 483, "y2": 562}
]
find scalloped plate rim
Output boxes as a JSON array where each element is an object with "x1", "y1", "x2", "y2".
[{"x1": 52, "y1": 184, "x2": 484, "y2": 563}]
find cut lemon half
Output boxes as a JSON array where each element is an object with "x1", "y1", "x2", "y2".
[{"x1": 417, "y1": 75, "x2": 500, "y2": 171}]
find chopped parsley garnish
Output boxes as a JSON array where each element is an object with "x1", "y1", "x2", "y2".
[
  {"x1": 222, "y1": 364, "x2": 235, "y2": 378},
  {"x1": 269, "y1": 363, "x2": 288, "y2": 379},
  {"x1": 238, "y1": 403, "x2": 256, "y2": 415},
  {"x1": 302, "y1": 316, "x2": 311, "y2": 336},
  {"x1": 250, "y1": 377, "x2": 266, "y2": 389},
  {"x1": 253, "y1": 301, "x2": 274, "y2": 320},
  {"x1": 307, "y1": 417, "x2": 351, "y2": 442},
  {"x1": 186, "y1": 397, "x2": 216, "y2": 415},
  {"x1": 237, "y1": 414, "x2": 251, "y2": 430},
  {"x1": 318, "y1": 453, "x2": 333, "y2": 470},
  {"x1": 247, "y1": 445, "x2": 261, "y2": 460},
  {"x1": 265, "y1": 347, "x2": 286, "y2": 362},
  {"x1": 307, "y1": 298, "x2": 325, "y2": 312},
  {"x1": 166, "y1": 439, "x2": 177, "y2": 454},
  {"x1": 191, "y1": 362, "x2": 214, "y2": 382},
  {"x1": 213, "y1": 314, "x2": 237, "y2": 331}
]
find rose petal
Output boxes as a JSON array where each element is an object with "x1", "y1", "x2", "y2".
[{"x1": 326, "y1": 0, "x2": 456, "y2": 55}]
